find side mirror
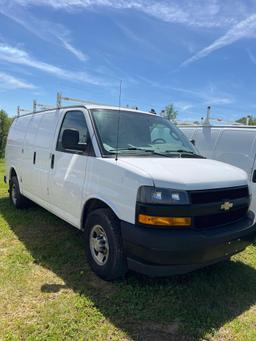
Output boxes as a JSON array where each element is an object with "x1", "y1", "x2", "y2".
[
  {"x1": 62, "y1": 129, "x2": 86, "y2": 151},
  {"x1": 190, "y1": 139, "x2": 195, "y2": 146}
]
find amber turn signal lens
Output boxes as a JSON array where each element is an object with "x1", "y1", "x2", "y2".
[{"x1": 138, "y1": 214, "x2": 191, "y2": 227}]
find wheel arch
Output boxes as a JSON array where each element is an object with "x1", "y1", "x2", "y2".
[
  {"x1": 81, "y1": 197, "x2": 120, "y2": 230},
  {"x1": 9, "y1": 166, "x2": 18, "y2": 182}
]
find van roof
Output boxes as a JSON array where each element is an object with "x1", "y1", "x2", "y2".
[
  {"x1": 15, "y1": 104, "x2": 154, "y2": 118},
  {"x1": 83, "y1": 103, "x2": 152, "y2": 114}
]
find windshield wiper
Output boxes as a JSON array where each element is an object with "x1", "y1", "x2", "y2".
[
  {"x1": 109, "y1": 147, "x2": 174, "y2": 157},
  {"x1": 165, "y1": 150, "x2": 205, "y2": 158},
  {"x1": 109, "y1": 147, "x2": 204, "y2": 158}
]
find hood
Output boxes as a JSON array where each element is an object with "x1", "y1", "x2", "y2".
[{"x1": 118, "y1": 157, "x2": 248, "y2": 190}]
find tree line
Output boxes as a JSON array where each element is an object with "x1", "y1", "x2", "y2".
[
  {"x1": 0, "y1": 110, "x2": 13, "y2": 158},
  {"x1": 236, "y1": 116, "x2": 256, "y2": 125}
]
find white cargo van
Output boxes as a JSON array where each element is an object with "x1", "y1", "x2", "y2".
[
  {"x1": 4, "y1": 106, "x2": 256, "y2": 280},
  {"x1": 180, "y1": 125, "x2": 256, "y2": 213}
]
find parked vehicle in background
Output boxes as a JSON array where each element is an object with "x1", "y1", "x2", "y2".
[
  {"x1": 180, "y1": 124, "x2": 256, "y2": 213},
  {"x1": 4, "y1": 100, "x2": 256, "y2": 280}
]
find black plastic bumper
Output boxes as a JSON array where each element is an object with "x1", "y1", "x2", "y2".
[{"x1": 121, "y1": 212, "x2": 256, "y2": 277}]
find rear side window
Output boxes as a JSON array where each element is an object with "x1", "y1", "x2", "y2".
[{"x1": 56, "y1": 110, "x2": 89, "y2": 154}]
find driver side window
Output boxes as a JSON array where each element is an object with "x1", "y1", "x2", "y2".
[{"x1": 56, "y1": 110, "x2": 89, "y2": 154}]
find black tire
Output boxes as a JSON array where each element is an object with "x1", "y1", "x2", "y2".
[
  {"x1": 9, "y1": 176, "x2": 30, "y2": 209},
  {"x1": 84, "y1": 208, "x2": 127, "y2": 281}
]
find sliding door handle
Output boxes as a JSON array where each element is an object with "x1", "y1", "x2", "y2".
[
  {"x1": 51, "y1": 154, "x2": 55, "y2": 169},
  {"x1": 33, "y1": 152, "x2": 36, "y2": 164}
]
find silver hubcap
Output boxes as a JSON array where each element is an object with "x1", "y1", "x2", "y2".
[
  {"x1": 11, "y1": 184, "x2": 17, "y2": 205},
  {"x1": 89, "y1": 225, "x2": 109, "y2": 266}
]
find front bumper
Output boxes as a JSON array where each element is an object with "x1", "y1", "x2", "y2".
[{"x1": 121, "y1": 212, "x2": 256, "y2": 277}]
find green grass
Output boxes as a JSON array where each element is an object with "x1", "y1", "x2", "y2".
[{"x1": 1, "y1": 159, "x2": 256, "y2": 340}]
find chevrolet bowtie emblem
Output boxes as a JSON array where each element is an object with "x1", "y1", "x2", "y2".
[{"x1": 221, "y1": 201, "x2": 234, "y2": 211}]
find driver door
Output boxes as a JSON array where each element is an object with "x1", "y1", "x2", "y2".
[{"x1": 48, "y1": 109, "x2": 90, "y2": 227}]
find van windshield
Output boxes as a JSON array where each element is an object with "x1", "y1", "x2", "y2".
[{"x1": 91, "y1": 109, "x2": 198, "y2": 157}]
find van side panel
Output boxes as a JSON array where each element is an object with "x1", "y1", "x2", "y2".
[
  {"x1": 35, "y1": 110, "x2": 60, "y2": 200},
  {"x1": 180, "y1": 126, "x2": 256, "y2": 213},
  {"x1": 5, "y1": 119, "x2": 17, "y2": 183},
  {"x1": 181, "y1": 127, "x2": 256, "y2": 173},
  {"x1": 5, "y1": 116, "x2": 31, "y2": 191},
  {"x1": 213, "y1": 130, "x2": 256, "y2": 174},
  {"x1": 192, "y1": 128, "x2": 221, "y2": 159},
  {"x1": 22, "y1": 110, "x2": 60, "y2": 200},
  {"x1": 22, "y1": 114, "x2": 42, "y2": 194}
]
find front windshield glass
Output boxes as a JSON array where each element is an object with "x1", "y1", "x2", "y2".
[{"x1": 91, "y1": 109, "x2": 197, "y2": 157}]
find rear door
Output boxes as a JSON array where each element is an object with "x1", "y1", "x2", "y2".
[{"x1": 47, "y1": 109, "x2": 91, "y2": 227}]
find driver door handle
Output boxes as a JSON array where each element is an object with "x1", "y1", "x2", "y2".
[{"x1": 51, "y1": 154, "x2": 55, "y2": 169}]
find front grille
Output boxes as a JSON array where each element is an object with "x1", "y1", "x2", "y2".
[
  {"x1": 190, "y1": 186, "x2": 249, "y2": 204},
  {"x1": 190, "y1": 186, "x2": 250, "y2": 229},
  {"x1": 194, "y1": 207, "x2": 248, "y2": 229}
]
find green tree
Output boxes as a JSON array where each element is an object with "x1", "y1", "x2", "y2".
[
  {"x1": 164, "y1": 104, "x2": 178, "y2": 121},
  {"x1": 0, "y1": 110, "x2": 13, "y2": 158},
  {"x1": 236, "y1": 115, "x2": 256, "y2": 125}
]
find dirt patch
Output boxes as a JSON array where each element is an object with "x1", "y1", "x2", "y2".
[
  {"x1": 84, "y1": 271, "x2": 117, "y2": 294},
  {"x1": 126, "y1": 320, "x2": 187, "y2": 341}
]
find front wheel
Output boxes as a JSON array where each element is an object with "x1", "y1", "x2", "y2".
[{"x1": 84, "y1": 208, "x2": 127, "y2": 280}]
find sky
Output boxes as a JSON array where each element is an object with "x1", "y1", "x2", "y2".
[{"x1": 1, "y1": 0, "x2": 256, "y2": 122}]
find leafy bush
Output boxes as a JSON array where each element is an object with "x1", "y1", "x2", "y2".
[{"x1": 0, "y1": 110, "x2": 13, "y2": 158}]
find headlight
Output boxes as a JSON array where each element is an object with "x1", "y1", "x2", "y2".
[{"x1": 137, "y1": 186, "x2": 190, "y2": 205}]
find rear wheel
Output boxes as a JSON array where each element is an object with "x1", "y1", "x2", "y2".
[
  {"x1": 9, "y1": 176, "x2": 30, "y2": 209},
  {"x1": 84, "y1": 208, "x2": 127, "y2": 280}
]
